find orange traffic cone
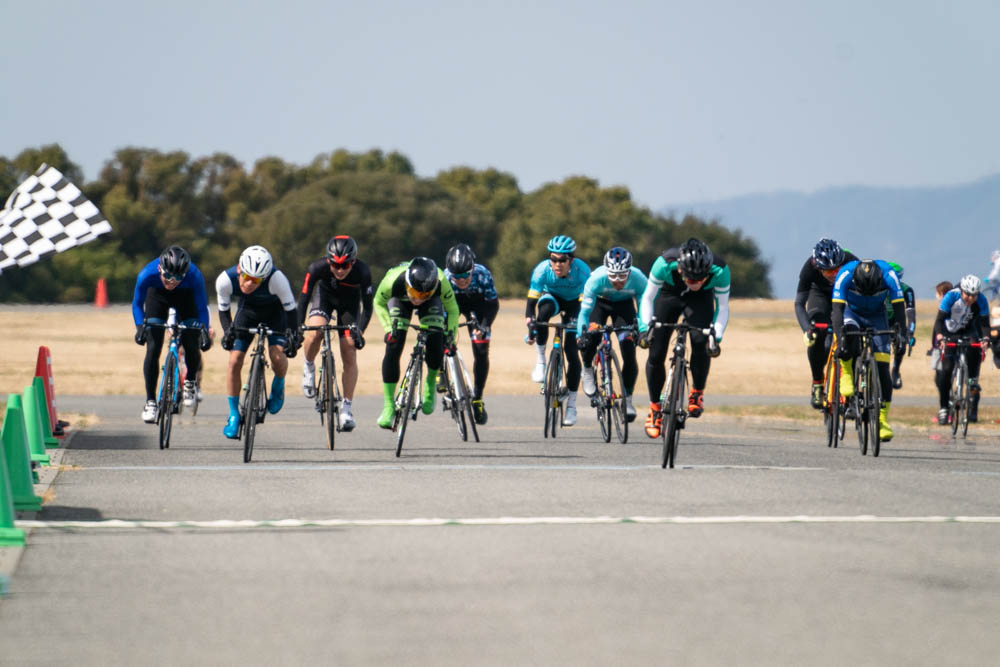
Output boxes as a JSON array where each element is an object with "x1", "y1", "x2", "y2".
[{"x1": 95, "y1": 278, "x2": 108, "y2": 308}]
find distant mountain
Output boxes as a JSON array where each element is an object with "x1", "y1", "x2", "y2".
[{"x1": 666, "y1": 174, "x2": 1000, "y2": 299}]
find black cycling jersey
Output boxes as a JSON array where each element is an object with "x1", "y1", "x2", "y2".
[
  {"x1": 296, "y1": 258, "x2": 374, "y2": 332},
  {"x1": 793, "y1": 251, "x2": 859, "y2": 330}
]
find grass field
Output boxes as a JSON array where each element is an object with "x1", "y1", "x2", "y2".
[{"x1": 2, "y1": 299, "x2": 997, "y2": 428}]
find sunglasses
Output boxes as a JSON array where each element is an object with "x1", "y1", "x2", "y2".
[
  {"x1": 161, "y1": 270, "x2": 184, "y2": 282},
  {"x1": 329, "y1": 260, "x2": 353, "y2": 271},
  {"x1": 406, "y1": 286, "x2": 434, "y2": 301},
  {"x1": 451, "y1": 271, "x2": 472, "y2": 280},
  {"x1": 820, "y1": 267, "x2": 839, "y2": 276},
  {"x1": 549, "y1": 255, "x2": 570, "y2": 264},
  {"x1": 681, "y1": 274, "x2": 708, "y2": 284},
  {"x1": 240, "y1": 272, "x2": 263, "y2": 285},
  {"x1": 608, "y1": 271, "x2": 630, "y2": 281}
]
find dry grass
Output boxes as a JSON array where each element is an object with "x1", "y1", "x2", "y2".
[{"x1": 0, "y1": 299, "x2": 959, "y2": 399}]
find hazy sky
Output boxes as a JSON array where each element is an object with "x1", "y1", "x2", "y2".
[{"x1": 2, "y1": 1, "x2": 998, "y2": 208}]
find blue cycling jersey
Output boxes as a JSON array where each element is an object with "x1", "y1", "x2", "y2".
[
  {"x1": 832, "y1": 259, "x2": 904, "y2": 317},
  {"x1": 527, "y1": 257, "x2": 590, "y2": 302},
  {"x1": 445, "y1": 264, "x2": 498, "y2": 300},
  {"x1": 939, "y1": 288, "x2": 990, "y2": 334},
  {"x1": 131, "y1": 258, "x2": 211, "y2": 327},
  {"x1": 577, "y1": 266, "x2": 648, "y2": 336}
]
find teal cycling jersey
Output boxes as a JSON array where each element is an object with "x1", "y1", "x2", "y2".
[
  {"x1": 577, "y1": 266, "x2": 648, "y2": 337},
  {"x1": 527, "y1": 257, "x2": 591, "y2": 302},
  {"x1": 638, "y1": 252, "x2": 731, "y2": 339}
]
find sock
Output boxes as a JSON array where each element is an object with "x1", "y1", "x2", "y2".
[
  {"x1": 536, "y1": 344, "x2": 546, "y2": 364},
  {"x1": 227, "y1": 395, "x2": 239, "y2": 417},
  {"x1": 382, "y1": 382, "x2": 396, "y2": 406},
  {"x1": 305, "y1": 359, "x2": 315, "y2": 371},
  {"x1": 567, "y1": 392, "x2": 577, "y2": 409}
]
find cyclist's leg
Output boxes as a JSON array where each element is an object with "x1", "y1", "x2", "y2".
[
  {"x1": 611, "y1": 302, "x2": 640, "y2": 395},
  {"x1": 870, "y1": 319, "x2": 894, "y2": 439},
  {"x1": 379, "y1": 299, "x2": 412, "y2": 426},
  {"x1": 336, "y1": 308, "x2": 359, "y2": 400},
  {"x1": 937, "y1": 345, "x2": 956, "y2": 422},
  {"x1": 967, "y1": 344, "x2": 983, "y2": 422},
  {"x1": 260, "y1": 306, "x2": 290, "y2": 414},
  {"x1": 302, "y1": 288, "x2": 331, "y2": 398},
  {"x1": 839, "y1": 309, "x2": 863, "y2": 399},
  {"x1": 805, "y1": 290, "x2": 833, "y2": 384},
  {"x1": 580, "y1": 300, "x2": 610, "y2": 396},
  {"x1": 467, "y1": 308, "x2": 491, "y2": 399},
  {"x1": 561, "y1": 300, "x2": 583, "y2": 424},
  {"x1": 141, "y1": 288, "x2": 173, "y2": 413},
  {"x1": 644, "y1": 294, "x2": 681, "y2": 437},
  {"x1": 225, "y1": 314, "x2": 252, "y2": 438},
  {"x1": 532, "y1": 295, "x2": 558, "y2": 381},
  {"x1": 684, "y1": 291, "x2": 715, "y2": 417},
  {"x1": 417, "y1": 298, "x2": 446, "y2": 414}
]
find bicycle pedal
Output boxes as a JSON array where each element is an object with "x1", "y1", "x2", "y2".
[{"x1": 589, "y1": 397, "x2": 600, "y2": 408}]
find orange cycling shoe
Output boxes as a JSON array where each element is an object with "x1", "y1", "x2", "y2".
[
  {"x1": 688, "y1": 390, "x2": 704, "y2": 418},
  {"x1": 645, "y1": 401, "x2": 663, "y2": 438}
]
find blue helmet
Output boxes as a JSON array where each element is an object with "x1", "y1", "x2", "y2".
[
  {"x1": 812, "y1": 238, "x2": 845, "y2": 271},
  {"x1": 547, "y1": 235, "x2": 576, "y2": 254}
]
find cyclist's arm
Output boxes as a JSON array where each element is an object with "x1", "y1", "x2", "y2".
[
  {"x1": 831, "y1": 300, "x2": 846, "y2": 341},
  {"x1": 131, "y1": 261, "x2": 158, "y2": 326},
  {"x1": 269, "y1": 271, "x2": 299, "y2": 332},
  {"x1": 188, "y1": 265, "x2": 211, "y2": 329},
  {"x1": 903, "y1": 286, "x2": 916, "y2": 337},
  {"x1": 295, "y1": 270, "x2": 317, "y2": 326},
  {"x1": 710, "y1": 265, "x2": 732, "y2": 341},
  {"x1": 890, "y1": 299, "x2": 906, "y2": 332},
  {"x1": 372, "y1": 271, "x2": 395, "y2": 333},
  {"x1": 793, "y1": 290, "x2": 812, "y2": 332},
  {"x1": 440, "y1": 277, "x2": 460, "y2": 337},
  {"x1": 638, "y1": 275, "x2": 660, "y2": 331},
  {"x1": 576, "y1": 274, "x2": 600, "y2": 337},
  {"x1": 932, "y1": 309, "x2": 947, "y2": 341},
  {"x1": 215, "y1": 271, "x2": 234, "y2": 333},
  {"x1": 358, "y1": 263, "x2": 375, "y2": 333},
  {"x1": 478, "y1": 297, "x2": 499, "y2": 328},
  {"x1": 976, "y1": 294, "x2": 991, "y2": 338},
  {"x1": 525, "y1": 260, "x2": 546, "y2": 321}
]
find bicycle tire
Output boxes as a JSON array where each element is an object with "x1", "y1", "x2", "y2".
[
  {"x1": 545, "y1": 347, "x2": 562, "y2": 439},
  {"x1": 854, "y1": 358, "x2": 867, "y2": 456},
  {"x1": 868, "y1": 357, "x2": 882, "y2": 457},
  {"x1": 243, "y1": 354, "x2": 264, "y2": 463},
  {"x1": 596, "y1": 352, "x2": 611, "y2": 443},
  {"x1": 396, "y1": 354, "x2": 421, "y2": 457},
  {"x1": 662, "y1": 359, "x2": 685, "y2": 469},
  {"x1": 609, "y1": 348, "x2": 628, "y2": 444},
  {"x1": 950, "y1": 361, "x2": 964, "y2": 438},
  {"x1": 455, "y1": 359, "x2": 479, "y2": 443},
  {"x1": 158, "y1": 354, "x2": 176, "y2": 450},
  {"x1": 447, "y1": 357, "x2": 467, "y2": 441},
  {"x1": 323, "y1": 348, "x2": 337, "y2": 451},
  {"x1": 824, "y1": 354, "x2": 839, "y2": 448}
]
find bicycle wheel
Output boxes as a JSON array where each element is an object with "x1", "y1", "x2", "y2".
[
  {"x1": 396, "y1": 356, "x2": 421, "y2": 457},
  {"x1": 595, "y1": 352, "x2": 611, "y2": 443},
  {"x1": 950, "y1": 363, "x2": 964, "y2": 438},
  {"x1": 455, "y1": 358, "x2": 479, "y2": 443},
  {"x1": 545, "y1": 348, "x2": 562, "y2": 439},
  {"x1": 608, "y1": 349, "x2": 628, "y2": 444},
  {"x1": 854, "y1": 363, "x2": 867, "y2": 456},
  {"x1": 158, "y1": 354, "x2": 176, "y2": 450},
  {"x1": 824, "y1": 354, "x2": 838, "y2": 448},
  {"x1": 868, "y1": 359, "x2": 882, "y2": 457},
  {"x1": 323, "y1": 348, "x2": 337, "y2": 450},
  {"x1": 446, "y1": 357, "x2": 467, "y2": 441},
  {"x1": 243, "y1": 355, "x2": 264, "y2": 463},
  {"x1": 662, "y1": 359, "x2": 686, "y2": 469}
]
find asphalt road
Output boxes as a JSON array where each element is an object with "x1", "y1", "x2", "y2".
[{"x1": 2, "y1": 394, "x2": 999, "y2": 666}]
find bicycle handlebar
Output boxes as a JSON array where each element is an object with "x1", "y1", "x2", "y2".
[
  {"x1": 647, "y1": 321, "x2": 713, "y2": 336},
  {"x1": 144, "y1": 322, "x2": 204, "y2": 332},
  {"x1": 301, "y1": 323, "x2": 356, "y2": 332}
]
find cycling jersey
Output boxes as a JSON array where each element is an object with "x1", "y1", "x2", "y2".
[
  {"x1": 577, "y1": 265, "x2": 648, "y2": 337},
  {"x1": 793, "y1": 250, "x2": 859, "y2": 331},
  {"x1": 373, "y1": 262, "x2": 460, "y2": 337},
  {"x1": 446, "y1": 263, "x2": 500, "y2": 328},
  {"x1": 831, "y1": 260, "x2": 904, "y2": 317},
  {"x1": 526, "y1": 258, "x2": 591, "y2": 303},
  {"x1": 215, "y1": 265, "x2": 298, "y2": 344},
  {"x1": 935, "y1": 288, "x2": 990, "y2": 336},
  {"x1": 638, "y1": 250, "x2": 731, "y2": 340},
  {"x1": 131, "y1": 258, "x2": 211, "y2": 328},
  {"x1": 296, "y1": 258, "x2": 374, "y2": 331}
]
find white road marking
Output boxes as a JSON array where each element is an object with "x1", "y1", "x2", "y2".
[{"x1": 67, "y1": 463, "x2": 825, "y2": 471}]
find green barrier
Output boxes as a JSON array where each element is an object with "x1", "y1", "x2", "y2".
[
  {"x1": 31, "y1": 377, "x2": 59, "y2": 449},
  {"x1": 21, "y1": 386, "x2": 50, "y2": 466},
  {"x1": 0, "y1": 429, "x2": 26, "y2": 546},
  {"x1": 2, "y1": 397, "x2": 43, "y2": 512}
]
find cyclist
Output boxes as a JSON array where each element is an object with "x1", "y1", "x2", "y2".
[
  {"x1": 577, "y1": 247, "x2": 647, "y2": 423},
  {"x1": 984, "y1": 249, "x2": 1000, "y2": 301},
  {"x1": 216, "y1": 245, "x2": 301, "y2": 439},
  {"x1": 444, "y1": 243, "x2": 499, "y2": 425},
  {"x1": 885, "y1": 262, "x2": 916, "y2": 389},
  {"x1": 296, "y1": 235, "x2": 374, "y2": 431},
  {"x1": 373, "y1": 256, "x2": 459, "y2": 429},
  {"x1": 794, "y1": 238, "x2": 858, "y2": 409},
  {"x1": 831, "y1": 259, "x2": 906, "y2": 441},
  {"x1": 525, "y1": 235, "x2": 591, "y2": 427},
  {"x1": 131, "y1": 246, "x2": 212, "y2": 424},
  {"x1": 639, "y1": 238, "x2": 729, "y2": 438},
  {"x1": 933, "y1": 275, "x2": 990, "y2": 425}
]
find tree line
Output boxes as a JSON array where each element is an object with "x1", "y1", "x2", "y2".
[{"x1": 0, "y1": 144, "x2": 773, "y2": 302}]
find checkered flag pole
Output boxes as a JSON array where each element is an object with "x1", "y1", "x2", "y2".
[{"x1": 0, "y1": 163, "x2": 112, "y2": 273}]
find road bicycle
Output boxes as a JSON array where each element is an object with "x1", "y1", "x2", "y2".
[
  {"x1": 530, "y1": 321, "x2": 574, "y2": 439},
  {"x1": 145, "y1": 321, "x2": 204, "y2": 450},
  {"x1": 392, "y1": 323, "x2": 444, "y2": 457},
  {"x1": 648, "y1": 320, "x2": 714, "y2": 469},
  {"x1": 587, "y1": 323, "x2": 634, "y2": 444},
  {"x1": 301, "y1": 322, "x2": 357, "y2": 450},
  {"x1": 843, "y1": 328, "x2": 896, "y2": 457},
  {"x1": 943, "y1": 335, "x2": 983, "y2": 439},
  {"x1": 441, "y1": 319, "x2": 480, "y2": 443},
  {"x1": 814, "y1": 322, "x2": 846, "y2": 449},
  {"x1": 233, "y1": 323, "x2": 276, "y2": 463}
]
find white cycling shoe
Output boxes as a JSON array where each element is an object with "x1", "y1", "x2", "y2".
[
  {"x1": 141, "y1": 400, "x2": 158, "y2": 424},
  {"x1": 302, "y1": 362, "x2": 316, "y2": 399},
  {"x1": 531, "y1": 362, "x2": 546, "y2": 383},
  {"x1": 581, "y1": 367, "x2": 597, "y2": 396},
  {"x1": 182, "y1": 381, "x2": 196, "y2": 408},
  {"x1": 562, "y1": 406, "x2": 578, "y2": 426},
  {"x1": 339, "y1": 405, "x2": 356, "y2": 432}
]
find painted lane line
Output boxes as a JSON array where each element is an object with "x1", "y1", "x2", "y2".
[
  {"x1": 64, "y1": 464, "x2": 826, "y2": 472},
  {"x1": 16, "y1": 515, "x2": 1000, "y2": 530}
]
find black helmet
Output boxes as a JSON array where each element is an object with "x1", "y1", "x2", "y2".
[
  {"x1": 677, "y1": 238, "x2": 713, "y2": 280},
  {"x1": 405, "y1": 256, "x2": 439, "y2": 294},
  {"x1": 446, "y1": 243, "x2": 476, "y2": 274},
  {"x1": 159, "y1": 245, "x2": 190, "y2": 279},
  {"x1": 852, "y1": 260, "x2": 883, "y2": 296},
  {"x1": 326, "y1": 235, "x2": 358, "y2": 265},
  {"x1": 812, "y1": 238, "x2": 845, "y2": 271}
]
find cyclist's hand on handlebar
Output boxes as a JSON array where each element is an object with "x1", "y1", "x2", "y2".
[
  {"x1": 199, "y1": 327, "x2": 213, "y2": 352},
  {"x1": 443, "y1": 335, "x2": 457, "y2": 356},
  {"x1": 706, "y1": 336, "x2": 722, "y2": 358},
  {"x1": 836, "y1": 340, "x2": 851, "y2": 360},
  {"x1": 134, "y1": 323, "x2": 148, "y2": 346},
  {"x1": 803, "y1": 330, "x2": 816, "y2": 348},
  {"x1": 384, "y1": 331, "x2": 400, "y2": 346},
  {"x1": 637, "y1": 327, "x2": 653, "y2": 349},
  {"x1": 283, "y1": 328, "x2": 300, "y2": 357},
  {"x1": 220, "y1": 328, "x2": 236, "y2": 351},
  {"x1": 350, "y1": 327, "x2": 365, "y2": 350},
  {"x1": 524, "y1": 318, "x2": 536, "y2": 345}
]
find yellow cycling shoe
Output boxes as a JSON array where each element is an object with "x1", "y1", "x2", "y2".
[
  {"x1": 879, "y1": 403, "x2": 893, "y2": 442},
  {"x1": 839, "y1": 359, "x2": 854, "y2": 398}
]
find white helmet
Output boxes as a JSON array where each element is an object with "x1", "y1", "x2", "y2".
[
  {"x1": 992, "y1": 249, "x2": 1000, "y2": 263},
  {"x1": 239, "y1": 245, "x2": 273, "y2": 279},
  {"x1": 959, "y1": 274, "x2": 981, "y2": 295}
]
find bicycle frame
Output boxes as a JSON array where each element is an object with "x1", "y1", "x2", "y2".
[
  {"x1": 843, "y1": 328, "x2": 895, "y2": 457},
  {"x1": 147, "y1": 321, "x2": 201, "y2": 450},
  {"x1": 233, "y1": 324, "x2": 275, "y2": 463},
  {"x1": 590, "y1": 323, "x2": 634, "y2": 444},
  {"x1": 534, "y1": 321, "x2": 573, "y2": 439},
  {"x1": 442, "y1": 320, "x2": 480, "y2": 443},
  {"x1": 301, "y1": 323, "x2": 355, "y2": 450},
  {"x1": 812, "y1": 322, "x2": 845, "y2": 449},
  {"x1": 943, "y1": 336, "x2": 982, "y2": 439},
  {"x1": 392, "y1": 323, "x2": 445, "y2": 457}
]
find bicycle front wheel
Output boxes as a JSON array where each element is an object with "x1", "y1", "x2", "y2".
[
  {"x1": 243, "y1": 356, "x2": 264, "y2": 463},
  {"x1": 396, "y1": 357, "x2": 421, "y2": 457},
  {"x1": 158, "y1": 354, "x2": 177, "y2": 450},
  {"x1": 855, "y1": 362, "x2": 868, "y2": 456},
  {"x1": 323, "y1": 349, "x2": 337, "y2": 450},
  {"x1": 596, "y1": 353, "x2": 611, "y2": 443},
  {"x1": 609, "y1": 349, "x2": 628, "y2": 444},
  {"x1": 446, "y1": 358, "x2": 467, "y2": 441},
  {"x1": 455, "y1": 361, "x2": 479, "y2": 443},
  {"x1": 545, "y1": 348, "x2": 563, "y2": 439},
  {"x1": 868, "y1": 359, "x2": 882, "y2": 457},
  {"x1": 950, "y1": 363, "x2": 965, "y2": 438},
  {"x1": 662, "y1": 360, "x2": 686, "y2": 469}
]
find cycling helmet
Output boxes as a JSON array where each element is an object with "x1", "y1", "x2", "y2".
[
  {"x1": 603, "y1": 247, "x2": 633, "y2": 274},
  {"x1": 405, "y1": 256, "x2": 439, "y2": 294},
  {"x1": 238, "y1": 245, "x2": 273, "y2": 279},
  {"x1": 159, "y1": 246, "x2": 190, "y2": 279},
  {"x1": 992, "y1": 249, "x2": 1000, "y2": 263},
  {"x1": 445, "y1": 243, "x2": 476, "y2": 274},
  {"x1": 326, "y1": 235, "x2": 358, "y2": 265},
  {"x1": 812, "y1": 238, "x2": 845, "y2": 271},
  {"x1": 960, "y1": 274, "x2": 982, "y2": 295},
  {"x1": 677, "y1": 238, "x2": 713, "y2": 280},
  {"x1": 852, "y1": 260, "x2": 883, "y2": 296},
  {"x1": 547, "y1": 235, "x2": 577, "y2": 255},
  {"x1": 887, "y1": 261, "x2": 904, "y2": 280}
]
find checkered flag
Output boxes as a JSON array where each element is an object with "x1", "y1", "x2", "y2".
[{"x1": 0, "y1": 163, "x2": 112, "y2": 273}]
